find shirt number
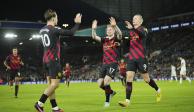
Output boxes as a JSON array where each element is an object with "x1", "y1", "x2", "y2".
[{"x1": 41, "y1": 34, "x2": 50, "y2": 47}]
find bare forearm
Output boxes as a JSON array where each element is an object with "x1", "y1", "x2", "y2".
[
  {"x1": 4, "y1": 61, "x2": 9, "y2": 68},
  {"x1": 114, "y1": 25, "x2": 122, "y2": 40},
  {"x1": 92, "y1": 29, "x2": 97, "y2": 39}
]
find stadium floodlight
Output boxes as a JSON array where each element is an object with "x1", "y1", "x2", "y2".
[
  {"x1": 4, "y1": 33, "x2": 18, "y2": 39},
  {"x1": 124, "y1": 37, "x2": 129, "y2": 39},
  {"x1": 62, "y1": 24, "x2": 69, "y2": 28},
  {"x1": 19, "y1": 42, "x2": 23, "y2": 45},
  {"x1": 85, "y1": 40, "x2": 89, "y2": 43},
  {"x1": 29, "y1": 37, "x2": 33, "y2": 40},
  {"x1": 32, "y1": 34, "x2": 42, "y2": 39}
]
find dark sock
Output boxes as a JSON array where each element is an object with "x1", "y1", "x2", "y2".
[
  {"x1": 10, "y1": 81, "x2": 13, "y2": 86},
  {"x1": 15, "y1": 85, "x2": 19, "y2": 97},
  {"x1": 39, "y1": 94, "x2": 48, "y2": 103},
  {"x1": 50, "y1": 99, "x2": 58, "y2": 108},
  {"x1": 104, "y1": 85, "x2": 113, "y2": 102},
  {"x1": 104, "y1": 85, "x2": 113, "y2": 94},
  {"x1": 148, "y1": 79, "x2": 159, "y2": 91},
  {"x1": 126, "y1": 82, "x2": 132, "y2": 100}
]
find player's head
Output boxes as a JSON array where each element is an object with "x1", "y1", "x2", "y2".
[
  {"x1": 44, "y1": 9, "x2": 58, "y2": 26},
  {"x1": 133, "y1": 14, "x2": 143, "y2": 28},
  {"x1": 178, "y1": 57, "x2": 182, "y2": 60},
  {"x1": 66, "y1": 63, "x2": 69, "y2": 67},
  {"x1": 12, "y1": 47, "x2": 18, "y2": 56},
  {"x1": 121, "y1": 59, "x2": 124, "y2": 63},
  {"x1": 106, "y1": 25, "x2": 115, "y2": 38}
]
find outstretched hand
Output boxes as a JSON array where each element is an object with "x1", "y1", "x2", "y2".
[
  {"x1": 125, "y1": 21, "x2": 133, "y2": 29},
  {"x1": 74, "y1": 13, "x2": 82, "y2": 23},
  {"x1": 92, "y1": 20, "x2": 98, "y2": 29},
  {"x1": 109, "y1": 17, "x2": 116, "y2": 26}
]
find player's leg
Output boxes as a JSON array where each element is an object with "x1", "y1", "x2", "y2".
[
  {"x1": 47, "y1": 77, "x2": 61, "y2": 111},
  {"x1": 175, "y1": 76, "x2": 178, "y2": 81},
  {"x1": 120, "y1": 75, "x2": 124, "y2": 86},
  {"x1": 118, "y1": 60, "x2": 136, "y2": 107},
  {"x1": 35, "y1": 78, "x2": 60, "y2": 111},
  {"x1": 98, "y1": 65, "x2": 106, "y2": 90},
  {"x1": 35, "y1": 62, "x2": 63, "y2": 112},
  {"x1": 9, "y1": 71, "x2": 14, "y2": 89},
  {"x1": 14, "y1": 76, "x2": 20, "y2": 98},
  {"x1": 142, "y1": 73, "x2": 161, "y2": 102},
  {"x1": 67, "y1": 77, "x2": 70, "y2": 87},
  {"x1": 184, "y1": 74, "x2": 191, "y2": 83},
  {"x1": 170, "y1": 76, "x2": 173, "y2": 81},
  {"x1": 103, "y1": 63, "x2": 117, "y2": 107},
  {"x1": 138, "y1": 58, "x2": 161, "y2": 102},
  {"x1": 98, "y1": 78, "x2": 105, "y2": 90},
  {"x1": 118, "y1": 71, "x2": 134, "y2": 107},
  {"x1": 103, "y1": 75, "x2": 113, "y2": 107},
  {"x1": 180, "y1": 74, "x2": 183, "y2": 84},
  {"x1": 183, "y1": 71, "x2": 191, "y2": 83}
]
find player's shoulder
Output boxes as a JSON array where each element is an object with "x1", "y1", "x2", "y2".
[
  {"x1": 6, "y1": 54, "x2": 12, "y2": 59},
  {"x1": 138, "y1": 26, "x2": 148, "y2": 33},
  {"x1": 40, "y1": 25, "x2": 50, "y2": 33}
]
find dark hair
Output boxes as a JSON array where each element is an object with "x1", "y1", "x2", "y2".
[
  {"x1": 44, "y1": 9, "x2": 57, "y2": 21},
  {"x1": 12, "y1": 47, "x2": 18, "y2": 50}
]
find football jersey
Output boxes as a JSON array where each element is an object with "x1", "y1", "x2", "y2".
[{"x1": 40, "y1": 24, "x2": 80, "y2": 64}]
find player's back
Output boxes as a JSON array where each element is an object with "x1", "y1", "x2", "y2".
[
  {"x1": 40, "y1": 25, "x2": 61, "y2": 63},
  {"x1": 181, "y1": 59, "x2": 186, "y2": 70}
]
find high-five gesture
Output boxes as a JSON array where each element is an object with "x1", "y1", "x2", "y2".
[
  {"x1": 109, "y1": 17, "x2": 116, "y2": 26},
  {"x1": 74, "y1": 13, "x2": 82, "y2": 23},
  {"x1": 109, "y1": 17, "x2": 122, "y2": 40},
  {"x1": 125, "y1": 21, "x2": 133, "y2": 29},
  {"x1": 92, "y1": 20, "x2": 101, "y2": 42},
  {"x1": 92, "y1": 20, "x2": 98, "y2": 29}
]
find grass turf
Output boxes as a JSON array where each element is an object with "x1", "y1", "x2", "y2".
[{"x1": 0, "y1": 81, "x2": 194, "y2": 112}]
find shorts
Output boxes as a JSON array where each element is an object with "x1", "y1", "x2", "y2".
[
  {"x1": 120, "y1": 72, "x2": 126, "y2": 77},
  {"x1": 65, "y1": 74, "x2": 70, "y2": 79},
  {"x1": 127, "y1": 58, "x2": 148, "y2": 73},
  {"x1": 171, "y1": 72, "x2": 177, "y2": 76},
  {"x1": 9, "y1": 69, "x2": 20, "y2": 81},
  {"x1": 180, "y1": 69, "x2": 186, "y2": 75},
  {"x1": 43, "y1": 61, "x2": 62, "y2": 79},
  {"x1": 99, "y1": 63, "x2": 118, "y2": 79}
]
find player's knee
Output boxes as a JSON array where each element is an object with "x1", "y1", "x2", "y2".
[
  {"x1": 126, "y1": 75, "x2": 133, "y2": 82},
  {"x1": 143, "y1": 77, "x2": 150, "y2": 83},
  {"x1": 50, "y1": 83, "x2": 59, "y2": 89}
]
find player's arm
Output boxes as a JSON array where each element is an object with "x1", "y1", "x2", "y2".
[
  {"x1": 177, "y1": 63, "x2": 183, "y2": 70},
  {"x1": 92, "y1": 20, "x2": 102, "y2": 42},
  {"x1": 57, "y1": 13, "x2": 82, "y2": 36},
  {"x1": 4, "y1": 56, "x2": 11, "y2": 70},
  {"x1": 125, "y1": 21, "x2": 148, "y2": 38},
  {"x1": 109, "y1": 17, "x2": 122, "y2": 40},
  {"x1": 20, "y1": 60, "x2": 24, "y2": 66},
  {"x1": 20, "y1": 56, "x2": 24, "y2": 66}
]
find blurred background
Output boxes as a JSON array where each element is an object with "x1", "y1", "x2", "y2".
[{"x1": 0, "y1": 0, "x2": 194, "y2": 84}]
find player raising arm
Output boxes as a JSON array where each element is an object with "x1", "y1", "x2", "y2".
[
  {"x1": 34, "y1": 9, "x2": 82, "y2": 112},
  {"x1": 92, "y1": 17, "x2": 122, "y2": 107}
]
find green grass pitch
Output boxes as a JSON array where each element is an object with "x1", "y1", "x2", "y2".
[{"x1": 0, "y1": 81, "x2": 194, "y2": 112}]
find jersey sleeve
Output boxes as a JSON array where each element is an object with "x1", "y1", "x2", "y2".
[
  {"x1": 5, "y1": 55, "x2": 10, "y2": 64},
  {"x1": 130, "y1": 26, "x2": 148, "y2": 39},
  {"x1": 101, "y1": 37, "x2": 105, "y2": 43},
  {"x1": 54, "y1": 23, "x2": 80, "y2": 36}
]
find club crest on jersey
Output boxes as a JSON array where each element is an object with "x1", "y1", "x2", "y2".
[
  {"x1": 103, "y1": 40, "x2": 118, "y2": 50},
  {"x1": 130, "y1": 32, "x2": 139, "y2": 41}
]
